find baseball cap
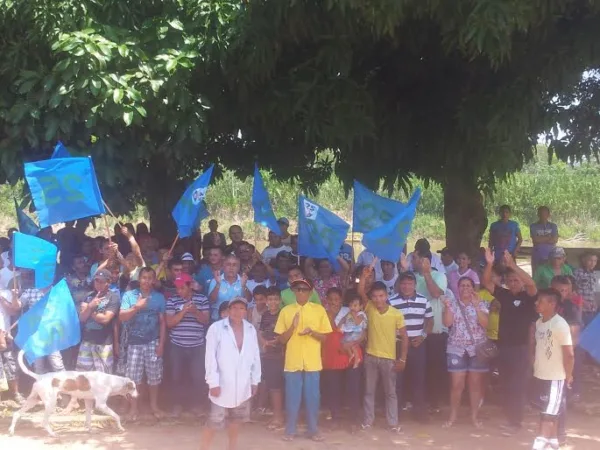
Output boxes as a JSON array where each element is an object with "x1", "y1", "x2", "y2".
[
  {"x1": 229, "y1": 296, "x2": 248, "y2": 308},
  {"x1": 173, "y1": 273, "x2": 193, "y2": 287},
  {"x1": 550, "y1": 247, "x2": 566, "y2": 259},
  {"x1": 277, "y1": 217, "x2": 290, "y2": 226},
  {"x1": 94, "y1": 269, "x2": 112, "y2": 282},
  {"x1": 181, "y1": 252, "x2": 195, "y2": 262},
  {"x1": 290, "y1": 278, "x2": 313, "y2": 290},
  {"x1": 398, "y1": 271, "x2": 417, "y2": 282}
]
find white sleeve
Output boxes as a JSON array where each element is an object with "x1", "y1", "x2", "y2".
[{"x1": 204, "y1": 324, "x2": 220, "y2": 388}]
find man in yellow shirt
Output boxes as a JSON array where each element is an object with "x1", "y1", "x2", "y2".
[
  {"x1": 361, "y1": 280, "x2": 408, "y2": 433},
  {"x1": 275, "y1": 278, "x2": 332, "y2": 441}
]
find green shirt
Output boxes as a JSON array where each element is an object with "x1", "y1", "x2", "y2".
[
  {"x1": 533, "y1": 264, "x2": 573, "y2": 289},
  {"x1": 280, "y1": 288, "x2": 321, "y2": 308}
]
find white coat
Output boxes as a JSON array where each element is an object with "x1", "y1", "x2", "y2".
[{"x1": 205, "y1": 317, "x2": 261, "y2": 408}]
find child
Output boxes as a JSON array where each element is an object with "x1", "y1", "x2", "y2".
[
  {"x1": 248, "y1": 285, "x2": 268, "y2": 330},
  {"x1": 574, "y1": 251, "x2": 599, "y2": 326},
  {"x1": 246, "y1": 262, "x2": 272, "y2": 294},
  {"x1": 339, "y1": 293, "x2": 367, "y2": 368},
  {"x1": 259, "y1": 287, "x2": 284, "y2": 429},
  {"x1": 379, "y1": 260, "x2": 398, "y2": 297}
]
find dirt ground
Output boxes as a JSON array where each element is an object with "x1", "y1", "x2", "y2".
[{"x1": 1, "y1": 400, "x2": 600, "y2": 450}]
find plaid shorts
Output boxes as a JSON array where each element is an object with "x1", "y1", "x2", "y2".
[
  {"x1": 76, "y1": 341, "x2": 114, "y2": 373},
  {"x1": 208, "y1": 400, "x2": 250, "y2": 429},
  {"x1": 0, "y1": 350, "x2": 17, "y2": 381},
  {"x1": 126, "y1": 340, "x2": 163, "y2": 385}
]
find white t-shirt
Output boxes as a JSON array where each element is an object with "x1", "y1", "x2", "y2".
[
  {"x1": 261, "y1": 245, "x2": 292, "y2": 264},
  {"x1": 379, "y1": 275, "x2": 398, "y2": 297},
  {"x1": 0, "y1": 267, "x2": 15, "y2": 290},
  {"x1": 0, "y1": 289, "x2": 14, "y2": 331},
  {"x1": 247, "y1": 279, "x2": 272, "y2": 296},
  {"x1": 444, "y1": 261, "x2": 459, "y2": 273},
  {"x1": 534, "y1": 314, "x2": 573, "y2": 381}
]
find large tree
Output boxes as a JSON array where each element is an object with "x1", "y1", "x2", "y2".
[{"x1": 1, "y1": 0, "x2": 600, "y2": 252}]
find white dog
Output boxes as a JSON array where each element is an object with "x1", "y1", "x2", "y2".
[{"x1": 9, "y1": 350, "x2": 138, "y2": 437}]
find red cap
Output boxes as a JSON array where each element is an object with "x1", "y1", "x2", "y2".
[{"x1": 173, "y1": 273, "x2": 193, "y2": 287}]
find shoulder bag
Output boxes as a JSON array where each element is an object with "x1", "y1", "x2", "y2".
[{"x1": 455, "y1": 298, "x2": 498, "y2": 363}]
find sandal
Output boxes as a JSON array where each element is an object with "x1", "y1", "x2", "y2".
[
  {"x1": 282, "y1": 435, "x2": 295, "y2": 442},
  {"x1": 267, "y1": 421, "x2": 284, "y2": 431},
  {"x1": 310, "y1": 434, "x2": 325, "y2": 442},
  {"x1": 472, "y1": 419, "x2": 483, "y2": 429}
]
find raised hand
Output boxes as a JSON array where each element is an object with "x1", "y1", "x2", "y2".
[
  {"x1": 484, "y1": 247, "x2": 494, "y2": 265},
  {"x1": 503, "y1": 250, "x2": 516, "y2": 268},
  {"x1": 213, "y1": 270, "x2": 222, "y2": 284},
  {"x1": 421, "y1": 257, "x2": 432, "y2": 273}
]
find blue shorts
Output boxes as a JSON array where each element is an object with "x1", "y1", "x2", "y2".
[{"x1": 447, "y1": 352, "x2": 489, "y2": 373}]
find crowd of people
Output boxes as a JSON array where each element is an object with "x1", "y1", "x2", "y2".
[{"x1": 0, "y1": 206, "x2": 597, "y2": 450}]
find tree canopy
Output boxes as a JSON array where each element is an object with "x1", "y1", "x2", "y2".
[{"x1": 1, "y1": 1, "x2": 600, "y2": 250}]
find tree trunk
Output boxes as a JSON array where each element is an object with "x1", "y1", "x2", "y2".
[
  {"x1": 144, "y1": 155, "x2": 184, "y2": 246},
  {"x1": 443, "y1": 175, "x2": 488, "y2": 259}
]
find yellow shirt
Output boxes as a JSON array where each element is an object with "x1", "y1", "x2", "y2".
[
  {"x1": 274, "y1": 301, "x2": 332, "y2": 372},
  {"x1": 365, "y1": 302, "x2": 405, "y2": 360},
  {"x1": 151, "y1": 264, "x2": 167, "y2": 281},
  {"x1": 479, "y1": 289, "x2": 499, "y2": 340}
]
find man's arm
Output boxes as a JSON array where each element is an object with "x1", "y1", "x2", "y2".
[
  {"x1": 421, "y1": 259, "x2": 444, "y2": 298},
  {"x1": 514, "y1": 229, "x2": 523, "y2": 254},
  {"x1": 562, "y1": 345, "x2": 575, "y2": 387},
  {"x1": 276, "y1": 312, "x2": 298, "y2": 344},
  {"x1": 481, "y1": 248, "x2": 496, "y2": 294},
  {"x1": 504, "y1": 251, "x2": 537, "y2": 296},
  {"x1": 79, "y1": 300, "x2": 98, "y2": 323},
  {"x1": 93, "y1": 309, "x2": 116, "y2": 325},
  {"x1": 208, "y1": 275, "x2": 220, "y2": 304},
  {"x1": 119, "y1": 293, "x2": 145, "y2": 322},
  {"x1": 157, "y1": 313, "x2": 166, "y2": 356},
  {"x1": 423, "y1": 316, "x2": 433, "y2": 335},
  {"x1": 204, "y1": 326, "x2": 220, "y2": 389},
  {"x1": 122, "y1": 227, "x2": 144, "y2": 267},
  {"x1": 528, "y1": 322, "x2": 536, "y2": 367},
  {"x1": 396, "y1": 326, "x2": 409, "y2": 371}
]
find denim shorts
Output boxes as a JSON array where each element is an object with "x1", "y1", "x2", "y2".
[{"x1": 447, "y1": 352, "x2": 489, "y2": 373}]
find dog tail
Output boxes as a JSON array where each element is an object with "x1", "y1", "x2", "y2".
[{"x1": 17, "y1": 350, "x2": 40, "y2": 381}]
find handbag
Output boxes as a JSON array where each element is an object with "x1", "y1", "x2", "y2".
[{"x1": 455, "y1": 298, "x2": 498, "y2": 362}]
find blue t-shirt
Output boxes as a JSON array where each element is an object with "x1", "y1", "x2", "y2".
[
  {"x1": 194, "y1": 264, "x2": 214, "y2": 295},
  {"x1": 490, "y1": 220, "x2": 520, "y2": 259},
  {"x1": 121, "y1": 289, "x2": 166, "y2": 345},
  {"x1": 208, "y1": 275, "x2": 243, "y2": 321},
  {"x1": 339, "y1": 242, "x2": 354, "y2": 264}
]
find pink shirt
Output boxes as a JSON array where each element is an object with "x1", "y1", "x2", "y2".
[
  {"x1": 313, "y1": 275, "x2": 341, "y2": 309},
  {"x1": 448, "y1": 268, "x2": 480, "y2": 299}
]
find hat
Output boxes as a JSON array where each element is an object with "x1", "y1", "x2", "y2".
[
  {"x1": 398, "y1": 271, "x2": 417, "y2": 282},
  {"x1": 173, "y1": 273, "x2": 193, "y2": 287},
  {"x1": 290, "y1": 278, "x2": 313, "y2": 290},
  {"x1": 181, "y1": 252, "x2": 195, "y2": 262},
  {"x1": 277, "y1": 217, "x2": 290, "y2": 226},
  {"x1": 229, "y1": 296, "x2": 248, "y2": 308},
  {"x1": 550, "y1": 247, "x2": 566, "y2": 259},
  {"x1": 94, "y1": 269, "x2": 112, "y2": 282}
]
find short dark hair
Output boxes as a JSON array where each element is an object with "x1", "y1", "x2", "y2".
[
  {"x1": 369, "y1": 281, "x2": 388, "y2": 297},
  {"x1": 458, "y1": 276, "x2": 475, "y2": 288},
  {"x1": 218, "y1": 301, "x2": 230, "y2": 314},
  {"x1": 288, "y1": 265, "x2": 303, "y2": 275},
  {"x1": 499, "y1": 204, "x2": 511, "y2": 212},
  {"x1": 416, "y1": 249, "x2": 432, "y2": 262},
  {"x1": 168, "y1": 258, "x2": 183, "y2": 269},
  {"x1": 252, "y1": 285, "x2": 268, "y2": 297},
  {"x1": 265, "y1": 286, "x2": 281, "y2": 297},
  {"x1": 343, "y1": 288, "x2": 361, "y2": 306},
  {"x1": 139, "y1": 266, "x2": 156, "y2": 278},
  {"x1": 537, "y1": 288, "x2": 561, "y2": 305},
  {"x1": 326, "y1": 287, "x2": 343, "y2": 298},
  {"x1": 551, "y1": 275, "x2": 571, "y2": 286},
  {"x1": 538, "y1": 206, "x2": 550, "y2": 214}
]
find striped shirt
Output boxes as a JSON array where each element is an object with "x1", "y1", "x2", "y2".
[
  {"x1": 166, "y1": 293, "x2": 210, "y2": 347},
  {"x1": 388, "y1": 293, "x2": 433, "y2": 337}
]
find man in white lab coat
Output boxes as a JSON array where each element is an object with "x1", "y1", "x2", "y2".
[{"x1": 202, "y1": 297, "x2": 261, "y2": 450}]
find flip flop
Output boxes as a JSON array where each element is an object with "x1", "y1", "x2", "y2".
[
  {"x1": 310, "y1": 434, "x2": 325, "y2": 442},
  {"x1": 282, "y1": 435, "x2": 295, "y2": 442},
  {"x1": 442, "y1": 420, "x2": 455, "y2": 429},
  {"x1": 472, "y1": 420, "x2": 483, "y2": 429},
  {"x1": 267, "y1": 421, "x2": 284, "y2": 431}
]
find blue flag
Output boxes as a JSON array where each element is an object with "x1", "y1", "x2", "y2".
[
  {"x1": 24, "y1": 157, "x2": 106, "y2": 227},
  {"x1": 14, "y1": 198, "x2": 40, "y2": 236},
  {"x1": 13, "y1": 232, "x2": 57, "y2": 288},
  {"x1": 51, "y1": 141, "x2": 71, "y2": 159},
  {"x1": 298, "y1": 195, "x2": 349, "y2": 269},
  {"x1": 252, "y1": 165, "x2": 281, "y2": 235},
  {"x1": 580, "y1": 315, "x2": 600, "y2": 363},
  {"x1": 362, "y1": 188, "x2": 421, "y2": 263},
  {"x1": 172, "y1": 164, "x2": 214, "y2": 238},
  {"x1": 14, "y1": 279, "x2": 81, "y2": 364},
  {"x1": 353, "y1": 180, "x2": 407, "y2": 233}
]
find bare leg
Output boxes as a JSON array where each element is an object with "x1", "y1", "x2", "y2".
[
  {"x1": 271, "y1": 389, "x2": 284, "y2": 424},
  {"x1": 84, "y1": 399, "x2": 94, "y2": 432},
  {"x1": 444, "y1": 372, "x2": 466, "y2": 427},
  {"x1": 149, "y1": 385, "x2": 163, "y2": 417},
  {"x1": 201, "y1": 427, "x2": 217, "y2": 450},
  {"x1": 128, "y1": 384, "x2": 140, "y2": 419},
  {"x1": 8, "y1": 390, "x2": 39, "y2": 435},
  {"x1": 467, "y1": 372, "x2": 484, "y2": 427},
  {"x1": 96, "y1": 400, "x2": 124, "y2": 432},
  {"x1": 227, "y1": 422, "x2": 240, "y2": 450}
]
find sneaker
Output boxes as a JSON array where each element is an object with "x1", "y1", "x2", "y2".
[{"x1": 360, "y1": 423, "x2": 372, "y2": 431}]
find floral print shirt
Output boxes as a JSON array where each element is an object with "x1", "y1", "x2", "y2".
[{"x1": 447, "y1": 298, "x2": 489, "y2": 357}]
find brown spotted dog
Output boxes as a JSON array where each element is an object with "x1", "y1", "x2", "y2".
[{"x1": 9, "y1": 350, "x2": 138, "y2": 437}]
